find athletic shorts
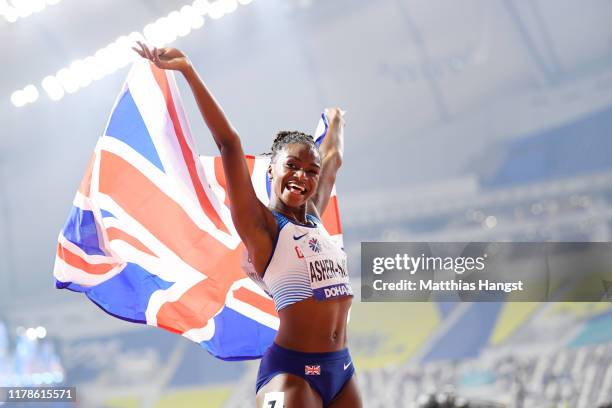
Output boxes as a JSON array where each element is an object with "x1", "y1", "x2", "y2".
[{"x1": 255, "y1": 342, "x2": 355, "y2": 407}]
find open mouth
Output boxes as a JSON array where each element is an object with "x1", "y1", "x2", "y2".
[{"x1": 286, "y1": 181, "x2": 307, "y2": 195}]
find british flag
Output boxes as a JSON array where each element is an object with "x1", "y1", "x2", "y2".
[
  {"x1": 53, "y1": 61, "x2": 343, "y2": 360},
  {"x1": 304, "y1": 365, "x2": 321, "y2": 375}
]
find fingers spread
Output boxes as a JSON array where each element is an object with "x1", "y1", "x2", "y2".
[
  {"x1": 132, "y1": 47, "x2": 144, "y2": 57},
  {"x1": 137, "y1": 41, "x2": 153, "y2": 60},
  {"x1": 153, "y1": 47, "x2": 160, "y2": 62},
  {"x1": 145, "y1": 46, "x2": 154, "y2": 61},
  {"x1": 137, "y1": 41, "x2": 146, "y2": 55}
]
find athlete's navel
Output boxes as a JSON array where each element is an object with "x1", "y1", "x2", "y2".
[{"x1": 331, "y1": 331, "x2": 338, "y2": 341}]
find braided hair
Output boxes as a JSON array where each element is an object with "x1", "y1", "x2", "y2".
[{"x1": 269, "y1": 130, "x2": 319, "y2": 162}]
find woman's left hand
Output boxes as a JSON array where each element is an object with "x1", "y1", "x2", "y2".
[{"x1": 132, "y1": 41, "x2": 192, "y2": 73}]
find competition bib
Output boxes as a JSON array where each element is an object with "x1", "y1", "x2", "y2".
[{"x1": 300, "y1": 234, "x2": 353, "y2": 301}]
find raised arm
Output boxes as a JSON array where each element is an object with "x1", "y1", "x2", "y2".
[
  {"x1": 309, "y1": 108, "x2": 345, "y2": 216},
  {"x1": 134, "y1": 44, "x2": 275, "y2": 263}
]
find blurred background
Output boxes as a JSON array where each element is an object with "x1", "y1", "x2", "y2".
[{"x1": 2, "y1": 0, "x2": 612, "y2": 406}]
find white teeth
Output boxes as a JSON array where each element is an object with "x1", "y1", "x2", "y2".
[{"x1": 288, "y1": 182, "x2": 305, "y2": 192}]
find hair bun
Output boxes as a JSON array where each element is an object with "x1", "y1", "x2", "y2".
[{"x1": 270, "y1": 130, "x2": 318, "y2": 160}]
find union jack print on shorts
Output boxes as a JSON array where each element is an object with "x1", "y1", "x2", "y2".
[{"x1": 305, "y1": 365, "x2": 321, "y2": 375}]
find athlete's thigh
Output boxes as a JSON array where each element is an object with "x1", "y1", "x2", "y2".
[
  {"x1": 256, "y1": 373, "x2": 322, "y2": 408},
  {"x1": 328, "y1": 375, "x2": 362, "y2": 408}
]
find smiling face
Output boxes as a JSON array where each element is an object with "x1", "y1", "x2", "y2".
[{"x1": 269, "y1": 142, "x2": 321, "y2": 208}]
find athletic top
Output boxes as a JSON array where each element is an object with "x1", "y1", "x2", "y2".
[{"x1": 242, "y1": 211, "x2": 353, "y2": 311}]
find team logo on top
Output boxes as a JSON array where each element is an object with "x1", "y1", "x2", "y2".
[
  {"x1": 308, "y1": 238, "x2": 321, "y2": 253},
  {"x1": 305, "y1": 365, "x2": 321, "y2": 375}
]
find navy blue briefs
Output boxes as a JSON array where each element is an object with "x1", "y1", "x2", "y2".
[{"x1": 255, "y1": 343, "x2": 355, "y2": 407}]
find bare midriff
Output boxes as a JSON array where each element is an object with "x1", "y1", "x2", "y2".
[{"x1": 274, "y1": 295, "x2": 353, "y2": 353}]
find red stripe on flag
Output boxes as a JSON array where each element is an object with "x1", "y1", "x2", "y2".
[
  {"x1": 156, "y1": 249, "x2": 246, "y2": 333},
  {"x1": 99, "y1": 150, "x2": 234, "y2": 275},
  {"x1": 213, "y1": 156, "x2": 256, "y2": 207},
  {"x1": 56, "y1": 243, "x2": 115, "y2": 275},
  {"x1": 149, "y1": 65, "x2": 229, "y2": 234},
  {"x1": 321, "y1": 195, "x2": 342, "y2": 235},
  {"x1": 232, "y1": 286, "x2": 277, "y2": 317},
  {"x1": 106, "y1": 227, "x2": 157, "y2": 257}
]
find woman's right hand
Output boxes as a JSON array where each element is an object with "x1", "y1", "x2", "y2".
[
  {"x1": 324, "y1": 107, "x2": 346, "y2": 127},
  {"x1": 132, "y1": 41, "x2": 192, "y2": 73}
]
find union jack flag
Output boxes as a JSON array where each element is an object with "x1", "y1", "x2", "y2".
[
  {"x1": 305, "y1": 365, "x2": 321, "y2": 375},
  {"x1": 53, "y1": 61, "x2": 343, "y2": 360}
]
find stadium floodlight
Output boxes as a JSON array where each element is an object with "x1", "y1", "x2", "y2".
[
  {"x1": 191, "y1": 14, "x2": 204, "y2": 29},
  {"x1": 83, "y1": 55, "x2": 104, "y2": 81},
  {"x1": 143, "y1": 22, "x2": 161, "y2": 46},
  {"x1": 10, "y1": 89, "x2": 27, "y2": 107},
  {"x1": 25, "y1": 327, "x2": 38, "y2": 341},
  {"x1": 106, "y1": 38, "x2": 135, "y2": 70},
  {"x1": 56, "y1": 68, "x2": 79, "y2": 94},
  {"x1": 181, "y1": 6, "x2": 204, "y2": 30},
  {"x1": 23, "y1": 84, "x2": 39, "y2": 103},
  {"x1": 4, "y1": 10, "x2": 17, "y2": 22},
  {"x1": 31, "y1": 373, "x2": 42, "y2": 385},
  {"x1": 41, "y1": 372, "x2": 54, "y2": 385},
  {"x1": 69, "y1": 60, "x2": 92, "y2": 88},
  {"x1": 193, "y1": 0, "x2": 211, "y2": 15},
  {"x1": 31, "y1": 0, "x2": 46, "y2": 13},
  {"x1": 0, "y1": 0, "x2": 63, "y2": 23},
  {"x1": 181, "y1": 5, "x2": 205, "y2": 30},
  {"x1": 208, "y1": 1, "x2": 226, "y2": 19},
  {"x1": 127, "y1": 31, "x2": 146, "y2": 44},
  {"x1": 35, "y1": 326, "x2": 47, "y2": 339},
  {"x1": 10, "y1": 84, "x2": 38, "y2": 107},
  {"x1": 484, "y1": 215, "x2": 498, "y2": 229},
  {"x1": 168, "y1": 10, "x2": 190, "y2": 38},
  {"x1": 14, "y1": 1, "x2": 33, "y2": 18},
  {"x1": 92, "y1": 48, "x2": 111, "y2": 77},
  {"x1": 0, "y1": 1, "x2": 16, "y2": 21},
  {"x1": 10, "y1": 0, "x2": 254, "y2": 107},
  {"x1": 41, "y1": 75, "x2": 64, "y2": 101},
  {"x1": 52, "y1": 371, "x2": 64, "y2": 383},
  {"x1": 157, "y1": 16, "x2": 178, "y2": 45},
  {"x1": 221, "y1": 0, "x2": 238, "y2": 14}
]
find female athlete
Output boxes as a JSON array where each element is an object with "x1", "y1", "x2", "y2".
[{"x1": 134, "y1": 43, "x2": 362, "y2": 408}]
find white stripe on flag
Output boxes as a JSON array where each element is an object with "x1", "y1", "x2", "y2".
[
  {"x1": 251, "y1": 157, "x2": 271, "y2": 205},
  {"x1": 225, "y1": 279, "x2": 280, "y2": 330},
  {"x1": 53, "y1": 255, "x2": 123, "y2": 286},
  {"x1": 72, "y1": 191, "x2": 92, "y2": 211},
  {"x1": 182, "y1": 318, "x2": 216, "y2": 342}
]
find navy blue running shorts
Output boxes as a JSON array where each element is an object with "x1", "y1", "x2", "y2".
[{"x1": 255, "y1": 342, "x2": 355, "y2": 407}]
